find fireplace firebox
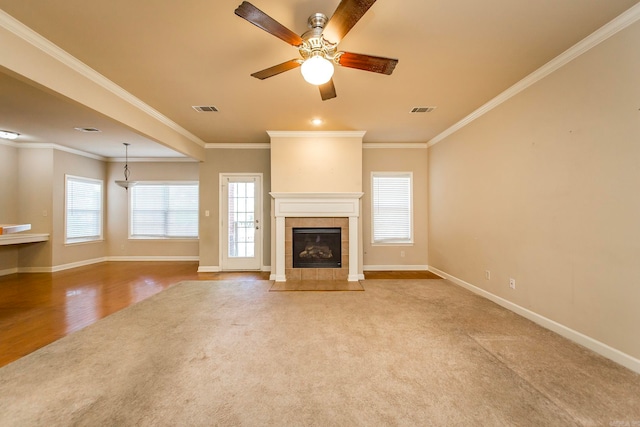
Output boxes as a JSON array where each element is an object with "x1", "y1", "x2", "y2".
[{"x1": 292, "y1": 228, "x2": 341, "y2": 268}]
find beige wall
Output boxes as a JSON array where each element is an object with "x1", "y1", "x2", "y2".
[
  {"x1": 107, "y1": 160, "x2": 200, "y2": 259},
  {"x1": 428, "y1": 21, "x2": 640, "y2": 360},
  {"x1": 17, "y1": 147, "x2": 53, "y2": 269},
  {"x1": 362, "y1": 147, "x2": 428, "y2": 269},
  {"x1": 0, "y1": 143, "x2": 19, "y2": 271},
  {"x1": 199, "y1": 148, "x2": 271, "y2": 269},
  {"x1": 270, "y1": 133, "x2": 363, "y2": 193},
  {"x1": 52, "y1": 150, "x2": 107, "y2": 267}
]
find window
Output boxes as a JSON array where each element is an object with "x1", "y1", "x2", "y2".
[
  {"x1": 371, "y1": 172, "x2": 413, "y2": 244},
  {"x1": 65, "y1": 175, "x2": 103, "y2": 244},
  {"x1": 130, "y1": 183, "x2": 198, "y2": 238}
]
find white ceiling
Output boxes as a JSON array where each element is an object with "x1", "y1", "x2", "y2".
[{"x1": 0, "y1": 0, "x2": 638, "y2": 159}]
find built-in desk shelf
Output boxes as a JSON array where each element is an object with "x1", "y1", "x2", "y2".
[{"x1": 0, "y1": 224, "x2": 49, "y2": 246}]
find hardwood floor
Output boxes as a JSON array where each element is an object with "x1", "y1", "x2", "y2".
[
  {"x1": 0, "y1": 262, "x2": 269, "y2": 368},
  {"x1": 0, "y1": 263, "x2": 437, "y2": 368}
]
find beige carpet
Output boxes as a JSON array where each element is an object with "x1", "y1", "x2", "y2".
[
  {"x1": 1, "y1": 279, "x2": 639, "y2": 426},
  {"x1": 269, "y1": 280, "x2": 364, "y2": 291}
]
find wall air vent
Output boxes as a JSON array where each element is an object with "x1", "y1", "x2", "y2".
[
  {"x1": 74, "y1": 127, "x2": 102, "y2": 132},
  {"x1": 410, "y1": 106, "x2": 436, "y2": 113},
  {"x1": 192, "y1": 106, "x2": 219, "y2": 112}
]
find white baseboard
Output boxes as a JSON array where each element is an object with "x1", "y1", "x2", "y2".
[
  {"x1": 428, "y1": 266, "x2": 640, "y2": 375},
  {"x1": 200, "y1": 266, "x2": 270, "y2": 273},
  {"x1": 15, "y1": 257, "x2": 199, "y2": 274},
  {"x1": 107, "y1": 256, "x2": 199, "y2": 262},
  {"x1": 363, "y1": 265, "x2": 429, "y2": 271},
  {"x1": 18, "y1": 257, "x2": 107, "y2": 273},
  {"x1": 197, "y1": 265, "x2": 221, "y2": 273},
  {"x1": 0, "y1": 267, "x2": 18, "y2": 277}
]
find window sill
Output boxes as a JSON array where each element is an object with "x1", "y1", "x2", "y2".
[
  {"x1": 65, "y1": 239, "x2": 104, "y2": 246},
  {"x1": 128, "y1": 237, "x2": 199, "y2": 242}
]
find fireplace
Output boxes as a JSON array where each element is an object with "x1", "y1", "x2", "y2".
[
  {"x1": 292, "y1": 227, "x2": 341, "y2": 268},
  {"x1": 271, "y1": 192, "x2": 364, "y2": 282}
]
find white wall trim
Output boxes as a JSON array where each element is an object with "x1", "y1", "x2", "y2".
[
  {"x1": 0, "y1": 9, "x2": 206, "y2": 150},
  {"x1": 17, "y1": 257, "x2": 107, "y2": 273},
  {"x1": 0, "y1": 267, "x2": 18, "y2": 277},
  {"x1": 108, "y1": 157, "x2": 195, "y2": 163},
  {"x1": 363, "y1": 143, "x2": 428, "y2": 149},
  {"x1": 428, "y1": 266, "x2": 640, "y2": 375},
  {"x1": 15, "y1": 257, "x2": 199, "y2": 273},
  {"x1": 6, "y1": 141, "x2": 105, "y2": 161},
  {"x1": 4, "y1": 140, "x2": 191, "y2": 162},
  {"x1": 427, "y1": 3, "x2": 640, "y2": 148},
  {"x1": 197, "y1": 265, "x2": 222, "y2": 273},
  {"x1": 206, "y1": 143, "x2": 271, "y2": 149},
  {"x1": 267, "y1": 131, "x2": 367, "y2": 139},
  {"x1": 364, "y1": 264, "x2": 429, "y2": 271},
  {"x1": 107, "y1": 256, "x2": 199, "y2": 262}
]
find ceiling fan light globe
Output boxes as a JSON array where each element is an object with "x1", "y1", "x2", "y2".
[{"x1": 301, "y1": 56, "x2": 334, "y2": 85}]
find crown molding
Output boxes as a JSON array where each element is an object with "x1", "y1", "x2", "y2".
[
  {"x1": 427, "y1": 3, "x2": 640, "y2": 148},
  {"x1": 2, "y1": 140, "x2": 192, "y2": 162},
  {"x1": 6, "y1": 141, "x2": 106, "y2": 161},
  {"x1": 205, "y1": 143, "x2": 271, "y2": 149},
  {"x1": 363, "y1": 142, "x2": 428, "y2": 149},
  {"x1": 267, "y1": 131, "x2": 367, "y2": 139},
  {"x1": 0, "y1": 9, "x2": 206, "y2": 149},
  {"x1": 108, "y1": 157, "x2": 197, "y2": 163}
]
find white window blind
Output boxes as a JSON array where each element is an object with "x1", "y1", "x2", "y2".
[
  {"x1": 372, "y1": 172, "x2": 413, "y2": 244},
  {"x1": 65, "y1": 175, "x2": 103, "y2": 243},
  {"x1": 130, "y1": 183, "x2": 199, "y2": 238}
]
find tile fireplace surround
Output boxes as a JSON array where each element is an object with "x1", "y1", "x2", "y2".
[{"x1": 271, "y1": 192, "x2": 364, "y2": 282}]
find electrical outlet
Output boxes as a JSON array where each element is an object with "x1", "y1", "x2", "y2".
[
  {"x1": 485, "y1": 270, "x2": 491, "y2": 280},
  {"x1": 400, "y1": 250, "x2": 405, "y2": 258},
  {"x1": 509, "y1": 278, "x2": 516, "y2": 289}
]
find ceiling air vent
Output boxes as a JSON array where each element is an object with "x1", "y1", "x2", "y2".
[
  {"x1": 410, "y1": 106, "x2": 436, "y2": 113},
  {"x1": 192, "y1": 106, "x2": 219, "y2": 112},
  {"x1": 74, "y1": 127, "x2": 102, "y2": 132}
]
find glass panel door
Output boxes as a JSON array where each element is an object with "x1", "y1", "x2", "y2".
[{"x1": 221, "y1": 174, "x2": 262, "y2": 270}]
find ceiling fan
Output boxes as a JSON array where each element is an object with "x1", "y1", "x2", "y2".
[{"x1": 234, "y1": 0, "x2": 398, "y2": 101}]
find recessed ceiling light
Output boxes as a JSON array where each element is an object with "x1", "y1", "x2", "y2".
[
  {"x1": 74, "y1": 127, "x2": 102, "y2": 133},
  {"x1": 311, "y1": 118, "x2": 324, "y2": 126},
  {"x1": 0, "y1": 130, "x2": 19, "y2": 140}
]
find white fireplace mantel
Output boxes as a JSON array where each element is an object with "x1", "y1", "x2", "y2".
[{"x1": 271, "y1": 192, "x2": 364, "y2": 282}]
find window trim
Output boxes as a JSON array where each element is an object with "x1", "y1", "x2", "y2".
[
  {"x1": 128, "y1": 181, "x2": 199, "y2": 240},
  {"x1": 64, "y1": 174, "x2": 104, "y2": 245},
  {"x1": 371, "y1": 171, "x2": 414, "y2": 245}
]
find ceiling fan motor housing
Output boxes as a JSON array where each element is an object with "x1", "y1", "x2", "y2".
[{"x1": 300, "y1": 12, "x2": 337, "y2": 62}]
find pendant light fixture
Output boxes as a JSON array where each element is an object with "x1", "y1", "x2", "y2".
[{"x1": 115, "y1": 143, "x2": 137, "y2": 190}]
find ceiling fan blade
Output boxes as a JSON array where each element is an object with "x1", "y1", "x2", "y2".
[
  {"x1": 235, "y1": 1, "x2": 304, "y2": 47},
  {"x1": 337, "y1": 52, "x2": 398, "y2": 75},
  {"x1": 319, "y1": 79, "x2": 337, "y2": 101},
  {"x1": 250, "y1": 59, "x2": 302, "y2": 80},
  {"x1": 323, "y1": 0, "x2": 377, "y2": 43}
]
